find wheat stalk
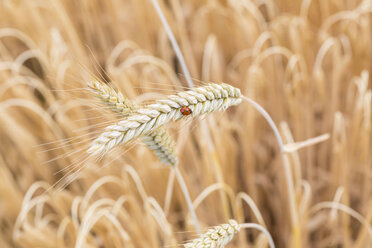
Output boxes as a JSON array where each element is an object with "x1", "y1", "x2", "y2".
[
  {"x1": 184, "y1": 219, "x2": 240, "y2": 248},
  {"x1": 87, "y1": 83, "x2": 241, "y2": 156},
  {"x1": 88, "y1": 80, "x2": 178, "y2": 166}
]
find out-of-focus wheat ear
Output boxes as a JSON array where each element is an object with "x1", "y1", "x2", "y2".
[
  {"x1": 141, "y1": 128, "x2": 178, "y2": 166},
  {"x1": 88, "y1": 80, "x2": 135, "y2": 116},
  {"x1": 88, "y1": 83, "x2": 242, "y2": 156},
  {"x1": 184, "y1": 219, "x2": 240, "y2": 248},
  {"x1": 88, "y1": 79, "x2": 178, "y2": 165}
]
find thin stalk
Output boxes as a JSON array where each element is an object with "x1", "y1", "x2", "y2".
[
  {"x1": 240, "y1": 223, "x2": 275, "y2": 248},
  {"x1": 204, "y1": 121, "x2": 231, "y2": 220},
  {"x1": 242, "y1": 96, "x2": 301, "y2": 247},
  {"x1": 149, "y1": 0, "x2": 194, "y2": 88},
  {"x1": 164, "y1": 168, "x2": 176, "y2": 215},
  {"x1": 174, "y1": 166, "x2": 201, "y2": 234}
]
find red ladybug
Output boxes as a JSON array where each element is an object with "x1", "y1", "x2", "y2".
[{"x1": 180, "y1": 106, "x2": 192, "y2": 116}]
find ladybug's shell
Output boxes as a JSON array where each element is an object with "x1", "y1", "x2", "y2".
[{"x1": 180, "y1": 106, "x2": 192, "y2": 116}]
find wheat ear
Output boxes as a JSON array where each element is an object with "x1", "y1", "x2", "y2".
[
  {"x1": 184, "y1": 219, "x2": 240, "y2": 248},
  {"x1": 88, "y1": 80, "x2": 178, "y2": 166},
  {"x1": 184, "y1": 220, "x2": 276, "y2": 248},
  {"x1": 88, "y1": 83, "x2": 241, "y2": 156}
]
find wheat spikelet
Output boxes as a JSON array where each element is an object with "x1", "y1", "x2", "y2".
[
  {"x1": 141, "y1": 128, "x2": 178, "y2": 166},
  {"x1": 184, "y1": 219, "x2": 240, "y2": 248},
  {"x1": 88, "y1": 80, "x2": 178, "y2": 166},
  {"x1": 87, "y1": 83, "x2": 241, "y2": 156},
  {"x1": 88, "y1": 80, "x2": 135, "y2": 115}
]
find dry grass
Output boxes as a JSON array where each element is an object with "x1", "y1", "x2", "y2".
[{"x1": 0, "y1": 0, "x2": 371, "y2": 247}]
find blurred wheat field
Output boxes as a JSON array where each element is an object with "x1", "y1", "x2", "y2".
[{"x1": 0, "y1": 0, "x2": 371, "y2": 247}]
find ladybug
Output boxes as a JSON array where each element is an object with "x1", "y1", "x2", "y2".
[{"x1": 180, "y1": 106, "x2": 192, "y2": 116}]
